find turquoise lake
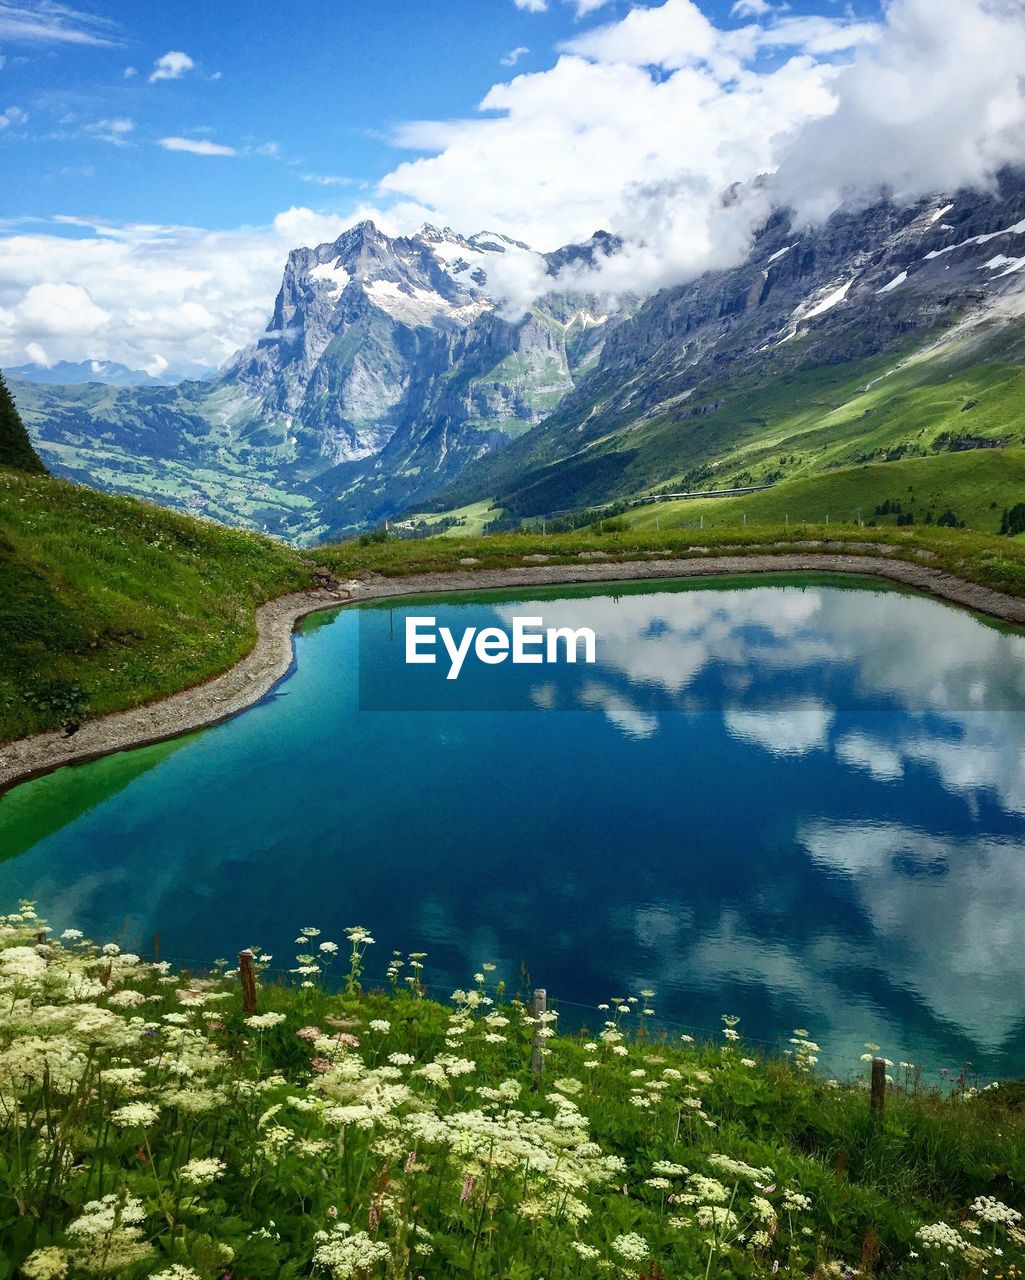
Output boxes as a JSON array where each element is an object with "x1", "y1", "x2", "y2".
[{"x1": 2, "y1": 574, "x2": 1025, "y2": 1081}]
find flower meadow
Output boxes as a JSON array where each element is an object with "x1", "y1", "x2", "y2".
[{"x1": 1, "y1": 905, "x2": 1024, "y2": 1279}]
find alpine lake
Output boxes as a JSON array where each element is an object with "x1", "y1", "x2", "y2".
[{"x1": 3, "y1": 573, "x2": 1024, "y2": 1082}]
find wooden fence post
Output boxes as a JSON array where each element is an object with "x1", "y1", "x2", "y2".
[
  {"x1": 870, "y1": 1057, "x2": 886, "y2": 1116},
  {"x1": 531, "y1": 988, "x2": 547, "y2": 1090},
  {"x1": 239, "y1": 949, "x2": 258, "y2": 1015}
]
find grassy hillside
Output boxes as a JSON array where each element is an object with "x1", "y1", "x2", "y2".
[
  {"x1": 626, "y1": 448, "x2": 1025, "y2": 535},
  {"x1": 431, "y1": 321, "x2": 1025, "y2": 524},
  {"x1": 0, "y1": 468, "x2": 312, "y2": 743},
  {"x1": 1, "y1": 902, "x2": 1023, "y2": 1280}
]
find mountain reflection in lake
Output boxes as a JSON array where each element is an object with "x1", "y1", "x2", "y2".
[{"x1": 2, "y1": 575, "x2": 1024, "y2": 1078}]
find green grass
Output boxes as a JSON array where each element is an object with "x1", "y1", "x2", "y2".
[
  {"x1": 1, "y1": 902, "x2": 1022, "y2": 1280},
  {"x1": 626, "y1": 448, "x2": 1025, "y2": 535},
  {"x1": 0, "y1": 468, "x2": 313, "y2": 743}
]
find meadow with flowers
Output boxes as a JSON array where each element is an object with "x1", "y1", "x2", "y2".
[{"x1": 1, "y1": 903, "x2": 1023, "y2": 1280}]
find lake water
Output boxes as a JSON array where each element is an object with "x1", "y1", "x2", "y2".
[{"x1": 2, "y1": 574, "x2": 1025, "y2": 1081}]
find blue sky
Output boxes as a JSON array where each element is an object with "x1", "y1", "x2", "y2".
[
  {"x1": 0, "y1": 0, "x2": 882, "y2": 233},
  {"x1": 0, "y1": 0, "x2": 1017, "y2": 376}
]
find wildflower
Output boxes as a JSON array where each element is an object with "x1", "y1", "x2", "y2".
[
  {"x1": 296, "y1": 1025, "x2": 322, "y2": 1043},
  {"x1": 151, "y1": 1268, "x2": 203, "y2": 1280},
  {"x1": 697, "y1": 1205, "x2": 739, "y2": 1231},
  {"x1": 245, "y1": 1012, "x2": 286, "y2": 1029},
  {"x1": 179, "y1": 1157, "x2": 226, "y2": 1186},
  {"x1": 461, "y1": 1174, "x2": 473, "y2": 1202},
  {"x1": 611, "y1": 1233, "x2": 649, "y2": 1263},
  {"x1": 20, "y1": 1248, "x2": 71, "y2": 1280},
  {"x1": 368, "y1": 1019, "x2": 390, "y2": 1033},
  {"x1": 60, "y1": 929, "x2": 83, "y2": 941},
  {"x1": 782, "y1": 1190, "x2": 812, "y2": 1211},
  {"x1": 571, "y1": 1242, "x2": 601, "y2": 1260},
  {"x1": 971, "y1": 1197, "x2": 1022, "y2": 1227},
  {"x1": 319, "y1": 941, "x2": 339, "y2": 953},
  {"x1": 917, "y1": 1222, "x2": 970, "y2": 1254},
  {"x1": 388, "y1": 1052, "x2": 415, "y2": 1066},
  {"x1": 109, "y1": 1102, "x2": 160, "y2": 1128},
  {"x1": 313, "y1": 1226, "x2": 389, "y2": 1278}
]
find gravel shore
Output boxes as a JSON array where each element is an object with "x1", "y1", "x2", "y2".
[{"x1": 3, "y1": 550, "x2": 1024, "y2": 794}]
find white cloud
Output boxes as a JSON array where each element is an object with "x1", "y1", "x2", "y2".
[
  {"x1": 23, "y1": 339, "x2": 52, "y2": 366},
  {"x1": 158, "y1": 136, "x2": 236, "y2": 157},
  {"x1": 774, "y1": 0, "x2": 1025, "y2": 224},
  {"x1": 501, "y1": 45, "x2": 530, "y2": 66},
  {"x1": 731, "y1": 0, "x2": 770, "y2": 15},
  {"x1": 84, "y1": 116, "x2": 133, "y2": 146},
  {"x1": 122, "y1": 65, "x2": 136, "y2": 78},
  {"x1": 0, "y1": 207, "x2": 383, "y2": 375},
  {"x1": 513, "y1": 0, "x2": 547, "y2": 10},
  {"x1": 0, "y1": 103, "x2": 26, "y2": 128},
  {"x1": 0, "y1": 1, "x2": 118, "y2": 46},
  {"x1": 380, "y1": 0, "x2": 1025, "y2": 314},
  {"x1": 3, "y1": 281, "x2": 111, "y2": 338},
  {"x1": 148, "y1": 49, "x2": 195, "y2": 83}
]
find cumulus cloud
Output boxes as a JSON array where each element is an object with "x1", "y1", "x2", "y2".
[
  {"x1": 158, "y1": 136, "x2": 236, "y2": 157},
  {"x1": 381, "y1": 0, "x2": 1025, "y2": 313},
  {"x1": 774, "y1": 0, "x2": 1025, "y2": 224},
  {"x1": 0, "y1": 208, "x2": 363, "y2": 375},
  {"x1": 148, "y1": 49, "x2": 194, "y2": 83}
]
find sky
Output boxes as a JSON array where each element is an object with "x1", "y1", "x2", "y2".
[{"x1": 0, "y1": 0, "x2": 1023, "y2": 375}]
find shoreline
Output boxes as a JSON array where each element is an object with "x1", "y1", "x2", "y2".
[{"x1": 3, "y1": 549, "x2": 1025, "y2": 795}]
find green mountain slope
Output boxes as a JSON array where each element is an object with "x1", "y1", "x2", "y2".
[
  {"x1": 626, "y1": 446, "x2": 1025, "y2": 535},
  {"x1": 0, "y1": 371, "x2": 44, "y2": 473},
  {"x1": 428, "y1": 317, "x2": 1025, "y2": 529},
  {"x1": 0, "y1": 468, "x2": 312, "y2": 743}
]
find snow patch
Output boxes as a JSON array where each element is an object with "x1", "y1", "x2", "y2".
[
  {"x1": 766, "y1": 244, "x2": 795, "y2": 264},
  {"x1": 366, "y1": 279, "x2": 490, "y2": 327},
  {"x1": 928, "y1": 203, "x2": 954, "y2": 225},
  {"x1": 802, "y1": 279, "x2": 854, "y2": 320},
  {"x1": 877, "y1": 271, "x2": 908, "y2": 294},
  {"x1": 308, "y1": 261, "x2": 350, "y2": 292},
  {"x1": 924, "y1": 217, "x2": 1025, "y2": 260}
]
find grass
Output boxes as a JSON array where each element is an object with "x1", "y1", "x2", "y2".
[
  {"x1": 625, "y1": 448, "x2": 1025, "y2": 536},
  {"x1": 0, "y1": 468, "x2": 313, "y2": 743},
  {"x1": 1, "y1": 902, "x2": 1022, "y2": 1280}
]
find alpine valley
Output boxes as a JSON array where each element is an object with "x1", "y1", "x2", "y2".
[{"x1": 12, "y1": 168, "x2": 1025, "y2": 542}]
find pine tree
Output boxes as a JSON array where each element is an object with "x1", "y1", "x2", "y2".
[{"x1": 0, "y1": 371, "x2": 45, "y2": 473}]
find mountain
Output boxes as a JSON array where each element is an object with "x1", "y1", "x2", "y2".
[
  {"x1": 0, "y1": 371, "x2": 44, "y2": 473},
  {"x1": 428, "y1": 169, "x2": 1025, "y2": 524},
  {"x1": 9, "y1": 360, "x2": 176, "y2": 387},
  {"x1": 11, "y1": 222, "x2": 630, "y2": 543}
]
